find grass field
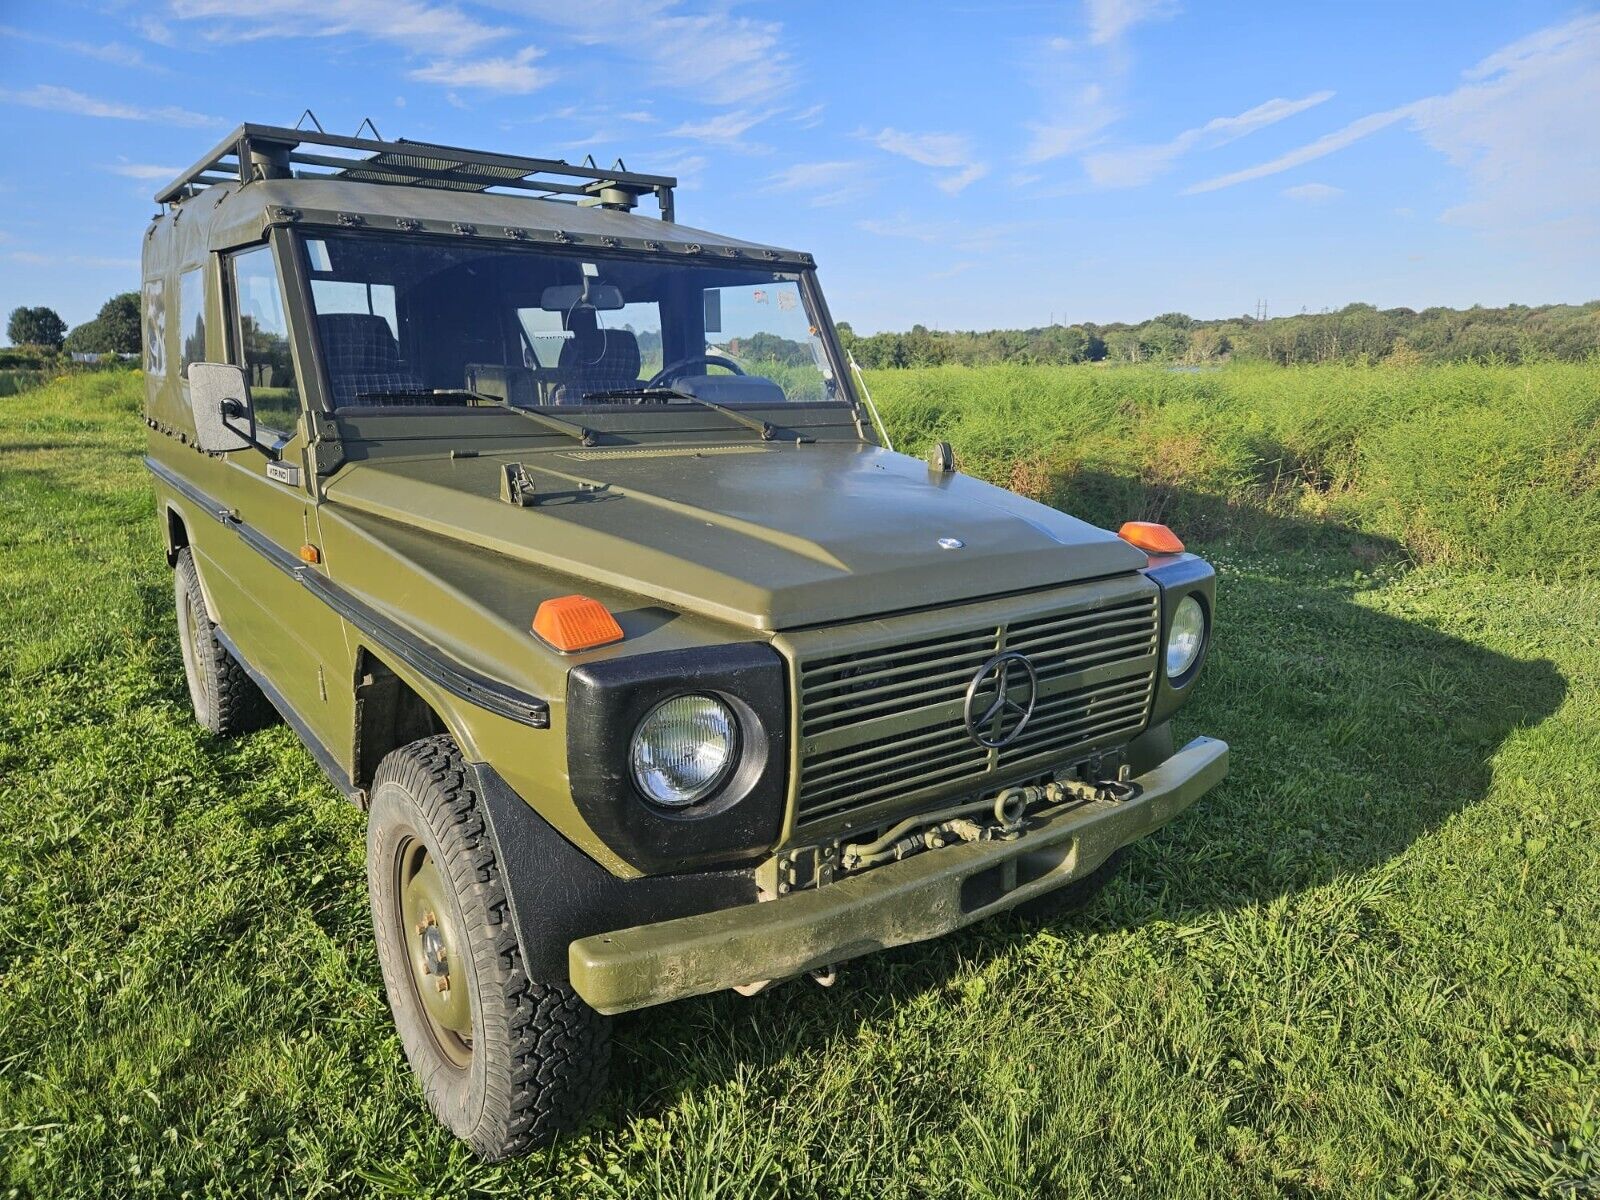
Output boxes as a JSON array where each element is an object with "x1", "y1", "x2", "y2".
[{"x1": 2, "y1": 365, "x2": 1598, "y2": 1197}]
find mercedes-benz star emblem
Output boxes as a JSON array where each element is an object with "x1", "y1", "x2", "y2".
[
  {"x1": 937, "y1": 537, "x2": 965, "y2": 550},
  {"x1": 963, "y1": 651, "x2": 1038, "y2": 748}
]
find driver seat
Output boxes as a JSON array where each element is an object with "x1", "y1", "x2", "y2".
[{"x1": 554, "y1": 308, "x2": 641, "y2": 403}]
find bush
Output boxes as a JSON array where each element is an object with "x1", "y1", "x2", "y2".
[{"x1": 870, "y1": 361, "x2": 1600, "y2": 579}]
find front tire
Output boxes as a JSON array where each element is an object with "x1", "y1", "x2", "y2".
[
  {"x1": 367, "y1": 735, "x2": 609, "y2": 1159},
  {"x1": 173, "y1": 547, "x2": 275, "y2": 735},
  {"x1": 1012, "y1": 847, "x2": 1128, "y2": 921}
]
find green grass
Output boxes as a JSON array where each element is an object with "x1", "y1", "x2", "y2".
[{"x1": 3, "y1": 367, "x2": 1599, "y2": 1197}]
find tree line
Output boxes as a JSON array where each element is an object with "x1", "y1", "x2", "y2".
[
  {"x1": 6, "y1": 294, "x2": 140, "y2": 356},
  {"x1": 838, "y1": 300, "x2": 1600, "y2": 368},
  {"x1": 13, "y1": 293, "x2": 1600, "y2": 369}
]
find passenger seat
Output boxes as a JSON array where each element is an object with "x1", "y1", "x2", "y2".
[{"x1": 318, "y1": 313, "x2": 425, "y2": 406}]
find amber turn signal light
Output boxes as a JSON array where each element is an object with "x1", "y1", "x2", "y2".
[
  {"x1": 298, "y1": 543, "x2": 321, "y2": 565},
  {"x1": 1117, "y1": 521, "x2": 1185, "y2": 555},
  {"x1": 533, "y1": 595, "x2": 624, "y2": 652}
]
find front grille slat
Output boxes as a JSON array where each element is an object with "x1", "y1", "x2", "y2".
[{"x1": 795, "y1": 585, "x2": 1160, "y2": 828}]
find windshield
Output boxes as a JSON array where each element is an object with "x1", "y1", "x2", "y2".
[{"x1": 298, "y1": 233, "x2": 843, "y2": 410}]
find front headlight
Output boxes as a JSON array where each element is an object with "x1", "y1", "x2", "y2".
[
  {"x1": 1165, "y1": 595, "x2": 1206, "y2": 679},
  {"x1": 630, "y1": 694, "x2": 738, "y2": 807}
]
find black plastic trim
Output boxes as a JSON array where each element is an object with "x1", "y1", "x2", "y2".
[
  {"x1": 1141, "y1": 553, "x2": 1217, "y2": 728},
  {"x1": 469, "y1": 761, "x2": 757, "y2": 981},
  {"x1": 145, "y1": 455, "x2": 550, "y2": 729},
  {"x1": 566, "y1": 643, "x2": 789, "y2": 874}
]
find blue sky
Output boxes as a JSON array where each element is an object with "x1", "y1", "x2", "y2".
[{"x1": 2, "y1": 1, "x2": 1597, "y2": 336}]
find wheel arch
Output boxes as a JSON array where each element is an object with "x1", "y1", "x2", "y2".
[
  {"x1": 352, "y1": 644, "x2": 483, "y2": 794},
  {"x1": 167, "y1": 505, "x2": 221, "y2": 623}
]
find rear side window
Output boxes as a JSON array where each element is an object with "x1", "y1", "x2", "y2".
[
  {"x1": 179, "y1": 267, "x2": 205, "y2": 372},
  {"x1": 142, "y1": 278, "x2": 166, "y2": 377},
  {"x1": 230, "y1": 246, "x2": 300, "y2": 434}
]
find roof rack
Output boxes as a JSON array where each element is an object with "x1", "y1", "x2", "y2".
[{"x1": 155, "y1": 123, "x2": 678, "y2": 222}]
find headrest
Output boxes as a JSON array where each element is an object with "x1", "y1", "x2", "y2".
[{"x1": 318, "y1": 313, "x2": 401, "y2": 366}]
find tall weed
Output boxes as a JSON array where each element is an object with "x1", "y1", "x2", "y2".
[{"x1": 869, "y1": 361, "x2": 1600, "y2": 578}]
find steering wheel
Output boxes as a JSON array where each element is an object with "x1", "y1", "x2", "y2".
[{"x1": 645, "y1": 354, "x2": 746, "y2": 390}]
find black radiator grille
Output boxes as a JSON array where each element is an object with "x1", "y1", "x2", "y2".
[{"x1": 796, "y1": 591, "x2": 1159, "y2": 827}]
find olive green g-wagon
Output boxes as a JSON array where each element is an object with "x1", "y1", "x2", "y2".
[{"x1": 144, "y1": 124, "x2": 1227, "y2": 1158}]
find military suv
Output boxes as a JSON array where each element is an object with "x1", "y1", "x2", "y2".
[{"x1": 144, "y1": 123, "x2": 1228, "y2": 1158}]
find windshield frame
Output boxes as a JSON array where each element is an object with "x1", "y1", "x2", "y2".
[{"x1": 281, "y1": 229, "x2": 860, "y2": 418}]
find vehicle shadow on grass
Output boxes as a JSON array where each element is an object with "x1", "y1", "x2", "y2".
[{"x1": 599, "y1": 472, "x2": 1569, "y2": 1124}]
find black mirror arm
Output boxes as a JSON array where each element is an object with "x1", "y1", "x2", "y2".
[{"x1": 221, "y1": 398, "x2": 281, "y2": 460}]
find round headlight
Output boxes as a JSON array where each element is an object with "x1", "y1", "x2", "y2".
[
  {"x1": 630, "y1": 694, "x2": 738, "y2": 808},
  {"x1": 1165, "y1": 595, "x2": 1206, "y2": 679}
]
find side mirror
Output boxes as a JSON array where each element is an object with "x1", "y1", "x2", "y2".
[{"x1": 187, "y1": 362, "x2": 257, "y2": 454}]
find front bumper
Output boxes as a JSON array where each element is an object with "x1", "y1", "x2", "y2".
[{"x1": 569, "y1": 735, "x2": 1228, "y2": 1014}]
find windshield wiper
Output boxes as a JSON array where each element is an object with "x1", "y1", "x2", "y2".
[
  {"x1": 581, "y1": 387, "x2": 814, "y2": 444},
  {"x1": 459, "y1": 390, "x2": 601, "y2": 446}
]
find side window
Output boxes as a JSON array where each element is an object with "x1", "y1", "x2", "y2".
[
  {"x1": 142, "y1": 278, "x2": 166, "y2": 377},
  {"x1": 230, "y1": 246, "x2": 300, "y2": 434},
  {"x1": 178, "y1": 267, "x2": 206, "y2": 372}
]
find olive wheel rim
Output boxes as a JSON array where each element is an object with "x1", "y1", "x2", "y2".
[{"x1": 392, "y1": 834, "x2": 474, "y2": 1069}]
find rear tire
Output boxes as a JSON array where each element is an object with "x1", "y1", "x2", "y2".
[
  {"x1": 1012, "y1": 847, "x2": 1128, "y2": 921},
  {"x1": 173, "y1": 547, "x2": 275, "y2": 735},
  {"x1": 367, "y1": 735, "x2": 609, "y2": 1159}
]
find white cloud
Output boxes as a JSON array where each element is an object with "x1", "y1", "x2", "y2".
[
  {"x1": 856, "y1": 214, "x2": 1037, "y2": 256},
  {"x1": 765, "y1": 161, "x2": 853, "y2": 191},
  {"x1": 1282, "y1": 182, "x2": 1344, "y2": 202},
  {"x1": 136, "y1": 15, "x2": 175, "y2": 45},
  {"x1": 1084, "y1": 90, "x2": 1333, "y2": 187},
  {"x1": 1186, "y1": 10, "x2": 1600, "y2": 233},
  {"x1": 1019, "y1": 35, "x2": 1121, "y2": 163},
  {"x1": 763, "y1": 160, "x2": 868, "y2": 206},
  {"x1": 409, "y1": 45, "x2": 550, "y2": 93},
  {"x1": 1085, "y1": 0, "x2": 1180, "y2": 46},
  {"x1": 864, "y1": 127, "x2": 988, "y2": 193},
  {"x1": 1412, "y1": 13, "x2": 1600, "y2": 239},
  {"x1": 168, "y1": 0, "x2": 506, "y2": 60},
  {"x1": 0, "y1": 85, "x2": 219, "y2": 128},
  {"x1": 0, "y1": 25, "x2": 157, "y2": 69},
  {"x1": 937, "y1": 164, "x2": 988, "y2": 195},
  {"x1": 668, "y1": 108, "x2": 775, "y2": 149},
  {"x1": 1185, "y1": 105, "x2": 1414, "y2": 193},
  {"x1": 487, "y1": 1, "x2": 794, "y2": 107},
  {"x1": 108, "y1": 162, "x2": 184, "y2": 180}
]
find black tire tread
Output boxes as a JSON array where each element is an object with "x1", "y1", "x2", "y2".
[{"x1": 371, "y1": 735, "x2": 609, "y2": 1159}]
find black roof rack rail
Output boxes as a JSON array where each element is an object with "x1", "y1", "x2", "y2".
[{"x1": 155, "y1": 123, "x2": 678, "y2": 222}]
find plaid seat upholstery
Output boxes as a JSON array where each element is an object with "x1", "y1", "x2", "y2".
[
  {"x1": 553, "y1": 308, "x2": 642, "y2": 403},
  {"x1": 318, "y1": 313, "x2": 424, "y2": 406}
]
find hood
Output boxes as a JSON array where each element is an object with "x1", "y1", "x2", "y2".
[{"x1": 323, "y1": 441, "x2": 1148, "y2": 631}]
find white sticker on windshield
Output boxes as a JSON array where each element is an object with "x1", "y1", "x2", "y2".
[{"x1": 581, "y1": 261, "x2": 599, "y2": 277}]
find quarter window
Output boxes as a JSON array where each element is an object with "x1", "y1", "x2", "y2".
[
  {"x1": 230, "y1": 246, "x2": 301, "y2": 434},
  {"x1": 142, "y1": 278, "x2": 166, "y2": 377},
  {"x1": 179, "y1": 267, "x2": 206, "y2": 372}
]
